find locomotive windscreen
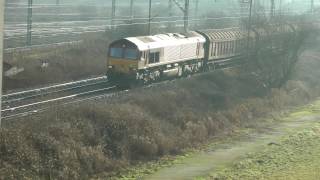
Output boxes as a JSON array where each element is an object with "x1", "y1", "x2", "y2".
[
  {"x1": 124, "y1": 49, "x2": 138, "y2": 60},
  {"x1": 110, "y1": 48, "x2": 138, "y2": 60},
  {"x1": 110, "y1": 48, "x2": 123, "y2": 58}
]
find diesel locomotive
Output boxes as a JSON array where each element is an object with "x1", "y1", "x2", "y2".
[{"x1": 107, "y1": 24, "x2": 298, "y2": 85}]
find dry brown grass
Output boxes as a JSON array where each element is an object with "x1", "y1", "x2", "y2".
[
  {"x1": 3, "y1": 33, "x2": 109, "y2": 91},
  {"x1": 1, "y1": 27, "x2": 318, "y2": 179},
  {"x1": 2, "y1": 51, "x2": 320, "y2": 179}
]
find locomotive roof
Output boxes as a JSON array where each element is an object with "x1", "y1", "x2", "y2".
[{"x1": 125, "y1": 31, "x2": 206, "y2": 51}]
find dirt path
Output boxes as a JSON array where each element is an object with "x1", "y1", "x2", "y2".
[{"x1": 143, "y1": 100, "x2": 320, "y2": 180}]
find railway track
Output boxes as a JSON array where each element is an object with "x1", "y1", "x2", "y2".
[
  {"x1": 1, "y1": 58, "x2": 244, "y2": 120},
  {"x1": 1, "y1": 76, "x2": 117, "y2": 120}
]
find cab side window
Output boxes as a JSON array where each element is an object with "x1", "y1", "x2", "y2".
[{"x1": 149, "y1": 52, "x2": 160, "y2": 64}]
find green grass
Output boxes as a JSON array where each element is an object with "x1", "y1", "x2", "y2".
[{"x1": 206, "y1": 117, "x2": 320, "y2": 180}]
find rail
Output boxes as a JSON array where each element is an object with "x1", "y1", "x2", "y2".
[
  {"x1": 1, "y1": 76, "x2": 113, "y2": 119},
  {"x1": 3, "y1": 76, "x2": 107, "y2": 99}
]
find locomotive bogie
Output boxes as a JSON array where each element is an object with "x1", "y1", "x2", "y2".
[{"x1": 134, "y1": 58, "x2": 203, "y2": 83}]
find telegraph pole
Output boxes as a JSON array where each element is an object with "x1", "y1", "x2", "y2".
[
  {"x1": 111, "y1": 0, "x2": 116, "y2": 30},
  {"x1": 148, "y1": 0, "x2": 152, "y2": 35},
  {"x1": 27, "y1": 0, "x2": 33, "y2": 46},
  {"x1": 0, "y1": 0, "x2": 4, "y2": 126},
  {"x1": 184, "y1": 0, "x2": 189, "y2": 32}
]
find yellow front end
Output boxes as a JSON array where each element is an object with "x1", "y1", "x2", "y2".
[
  {"x1": 107, "y1": 39, "x2": 141, "y2": 83},
  {"x1": 107, "y1": 57, "x2": 139, "y2": 82}
]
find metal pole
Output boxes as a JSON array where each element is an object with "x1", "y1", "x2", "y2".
[
  {"x1": 247, "y1": 0, "x2": 253, "y2": 60},
  {"x1": 279, "y1": 0, "x2": 283, "y2": 28},
  {"x1": 195, "y1": 0, "x2": 199, "y2": 27},
  {"x1": 148, "y1": 0, "x2": 152, "y2": 35},
  {"x1": 311, "y1": 0, "x2": 314, "y2": 14},
  {"x1": 56, "y1": 0, "x2": 60, "y2": 17},
  {"x1": 0, "y1": 0, "x2": 4, "y2": 127},
  {"x1": 247, "y1": 0, "x2": 253, "y2": 39},
  {"x1": 27, "y1": 0, "x2": 33, "y2": 46},
  {"x1": 279, "y1": 0, "x2": 282, "y2": 17},
  {"x1": 271, "y1": 0, "x2": 275, "y2": 17},
  {"x1": 184, "y1": 0, "x2": 189, "y2": 32},
  {"x1": 130, "y1": 0, "x2": 134, "y2": 21},
  {"x1": 111, "y1": 0, "x2": 116, "y2": 30},
  {"x1": 168, "y1": 0, "x2": 173, "y2": 31}
]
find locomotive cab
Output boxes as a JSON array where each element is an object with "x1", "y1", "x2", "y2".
[
  {"x1": 108, "y1": 32, "x2": 206, "y2": 85},
  {"x1": 107, "y1": 39, "x2": 143, "y2": 82}
]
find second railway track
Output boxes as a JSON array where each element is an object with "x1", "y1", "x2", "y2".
[
  {"x1": 1, "y1": 76, "x2": 117, "y2": 119},
  {"x1": 3, "y1": 76, "x2": 108, "y2": 103}
]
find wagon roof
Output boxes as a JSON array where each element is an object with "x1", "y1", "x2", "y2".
[
  {"x1": 253, "y1": 24, "x2": 295, "y2": 36},
  {"x1": 198, "y1": 27, "x2": 250, "y2": 41},
  {"x1": 125, "y1": 31, "x2": 206, "y2": 51}
]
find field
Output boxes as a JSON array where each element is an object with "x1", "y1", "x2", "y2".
[
  {"x1": 4, "y1": 0, "x2": 242, "y2": 49},
  {"x1": 3, "y1": 34, "x2": 109, "y2": 90}
]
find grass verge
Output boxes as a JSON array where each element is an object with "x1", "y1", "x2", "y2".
[{"x1": 207, "y1": 116, "x2": 320, "y2": 180}]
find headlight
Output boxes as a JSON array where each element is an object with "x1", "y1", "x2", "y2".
[{"x1": 108, "y1": 65, "x2": 114, "y2": 69}]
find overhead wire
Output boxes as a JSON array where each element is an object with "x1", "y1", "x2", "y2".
[{"x1": 3, "y1": 0, "x2": 318, "y2": 50}]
